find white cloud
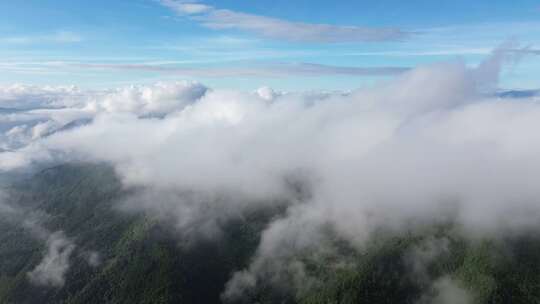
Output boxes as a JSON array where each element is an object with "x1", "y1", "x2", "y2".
[
  {"x1": 0, "y1": 196, "x2": 100, "y2": 289},
  {"x1": 84, "y1": 81, "x2": 207, "y2": 115},
  {"x1": 27, "y1": 231, "x2": 75, "y2": 288},
  {"x1": 425, "y1": 277, "x2": 472, "y2": 304},
  {"x1": 0, "y1": 31, "x2": 82, "y2": 45},
  {"x1": 161, "y1": 0, "x2": 212, "y2": 14},
  {"x1": 2, "y1": 44, "x2": 540, "y2": 296},
  {"x1": 159, "y1": 0, "x2": 410, "y2": 43},
  {"x1": 83, "y1": 251, "x2": 101, "y2": 267},
  {"x1": 0, "y1": 84, "x2": 80, "y2": 109},
  {"x1": 0, "y1": 81, "x2": 207, "y2": 153}
]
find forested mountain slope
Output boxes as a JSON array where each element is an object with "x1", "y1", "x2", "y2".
[{"x1": 1, "y1": 164, "x2": 540, "y2": 304}]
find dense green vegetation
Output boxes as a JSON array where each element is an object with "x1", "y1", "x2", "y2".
[
  {"x1": 0, "y1": 164, "x2": 271, "y2": 304},
  {"x1": 1, "y1": 164, "x2": 540, "y2": 303}
]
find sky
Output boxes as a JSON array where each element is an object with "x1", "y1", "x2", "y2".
[{"x1": 0, "y1": 0, "x2": 539, "y2": 90}]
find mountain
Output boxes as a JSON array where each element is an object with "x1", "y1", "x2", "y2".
[{"x1": 1, "y1": 164, "x2": 540, "y2": 303}]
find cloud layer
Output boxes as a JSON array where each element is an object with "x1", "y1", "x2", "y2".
[
  {"x1": 1, "y1": 44, "x2": 540, "y2": 296},
  {"x1": 73, "y1": 62, "x2": 410, "y2": 78},
  {"x1": 1, "y1": 46, "x2": 537, "y2": 237}
]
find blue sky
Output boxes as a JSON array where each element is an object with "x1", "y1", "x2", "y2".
[{"x1": 0, "y1": 0, "x2": 539, "y2": 90}]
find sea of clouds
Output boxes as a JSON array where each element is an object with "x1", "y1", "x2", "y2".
[{"x1": 1, "y1": 45, "x2": 540, "y2": 300}]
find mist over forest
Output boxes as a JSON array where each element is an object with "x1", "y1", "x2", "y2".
[{"x1": 2, "y1": 1, "x2": 540, "y2": 303}]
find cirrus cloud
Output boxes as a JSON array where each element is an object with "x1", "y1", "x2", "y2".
[{"x1": 159, "y1": 0, "x2": 411, "y2": 43}]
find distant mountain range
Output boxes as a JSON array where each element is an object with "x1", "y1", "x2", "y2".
[
  {"x1": 496, "y1": 89, "x2": 540, "y2": 98},
  {"x1": 0, "y1": 107, "x2": 23, "y2": 114}
]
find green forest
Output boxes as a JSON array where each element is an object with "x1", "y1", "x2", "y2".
[{"x1": 1, "y1": 164, "x2": 540, "y2": 304}]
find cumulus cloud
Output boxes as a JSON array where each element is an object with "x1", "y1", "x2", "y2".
[
  {"x1": 0, "y1": 84, "x2": 81, "y2": 109},
  {"x1": 0, "y1": 81, "x2": 207, "y2": 154},
  {"x1": 1, "y1": 45, "x2": 534, "y2": 233},
  {"x1": 0, "y1": 81, "x2": 206, "y2": 114},
  {"x1": 159, "y1": 0, "x2": 411, "y2": 43},
  {"x1": 1, "y1": 43, "x2": 539, "y2": 296},
  {"x1": 27, "y1": 231, "x2": 76, "y2": 288},
  {"x1": 84, "y1": 81, "x2": 207, "y2": 116}
]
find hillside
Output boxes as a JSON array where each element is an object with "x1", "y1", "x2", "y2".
[{"x1": 1, "y1": 164, "x2": 540, "y2": 303}]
